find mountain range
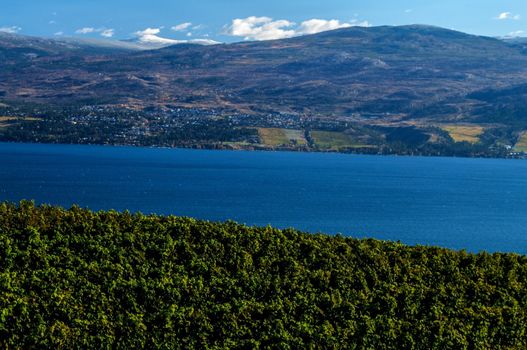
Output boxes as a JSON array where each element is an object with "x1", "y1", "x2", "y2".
[{"x1": 2, "y1": 25, "x2": 527, "y2": 156}]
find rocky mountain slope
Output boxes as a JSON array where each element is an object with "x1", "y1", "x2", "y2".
[
  {"x1": 2, "y1": 26, "x2": 527, "y2": 120},
  {"x1": 2, "y1": 26, "x2": 527, "y2": 156}
]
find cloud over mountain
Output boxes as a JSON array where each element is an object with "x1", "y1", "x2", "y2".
[
  {"x1": 0, "y1": 26, "x2": 22, "y2": 34},
  {"x1": 297, "y1": 19, "x2": 367, "y2": 35},
  {"x1": 227, "y1": 16, "x2": 296, "y2": 41},
  {"x1": 134, "y1": 27, "x2": 219, "y2": 46},
  {"x1": 76, "y1": 27, "x2": 115, "y2": 38},
  {"x1": 227, "y1": 17, "x2": 370, "y2": 41}
]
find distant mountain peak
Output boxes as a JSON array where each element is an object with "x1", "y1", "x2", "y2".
[
  {"x1": 127, "y1": 37, "x2": 221, "y2": 50},
  {"x1": 0, "y1": 31, "x2": 221, "y2": 53}
]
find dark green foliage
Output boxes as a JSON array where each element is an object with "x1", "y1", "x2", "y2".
[
  {"x1": 384, "y1": 127, "x2": 431, "y2": 147},
  {"x1": 1, "y1": 201, "x2": 527, "y2": 349}
]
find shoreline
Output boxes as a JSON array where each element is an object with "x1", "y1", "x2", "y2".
[{"x1": 0, "y1": 139, "x2": 525, "y2": 161}]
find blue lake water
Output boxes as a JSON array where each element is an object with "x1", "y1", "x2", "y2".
[{"x1": 1, "y1": 142, "x2": 527, "y2": 253}]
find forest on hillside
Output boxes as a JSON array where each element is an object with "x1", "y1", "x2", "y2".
[{"x1": 0, "y1": 202, "x2": 526, "y2": 349}]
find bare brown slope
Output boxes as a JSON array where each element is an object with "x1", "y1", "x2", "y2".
[{"x1": 1, "y1": 25, "x2": 527, "y2": 124}]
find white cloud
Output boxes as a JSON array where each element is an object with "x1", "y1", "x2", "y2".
[
  {"x1": 190, "y1": 38, "x2": 221, "y2": 45},
  {"x1": 136, "y1": 28, "x2": 161, "y2": 36},
  {"x1": 100, "y1": 29, "x2": 114, "y2": 38},
  {"x1": 506, "y1": 30, "x2": 525, "y2": 38},
  {"x1": 134, "y1": 27, "x2": 220, "y2": 45},
  {"x1": 297, "y1": 19, "x2": 353, "y2": 35},
  {"x1": 405, "y1": 9, "x2": 413, "y2": 13},
  {"x1": 0, "y1": 26, "x2": 21, "y2": 34},
  {"x1": 297, "y1": 19, "x2": 370, "y2": 35},
  {"x1": 496, "y1": 12, "x2": 521, "y2": 20},
  {"x1": 352, "y1": 20, "x2": 371, "y2": 27},
  {"x1": 172, "y1": 22, "x2": 192, "y2": 32},
  {"x1": 49, "y1": 20, "x2": 57, "y2": 25},
  {"x1": 54, "y1": 31, "x2": 64, "y2": 36},
  {"x1": 76, "y1": 27, "x2": 95, "y2": 34},
  {"x1": 228, "y1": 16, "x2": 296, "y2": 40},
  {"x1": 135, "y1": 27, "x2": 180, "y2": 44},
  {"x1": 76, "y1": 27, "x2": 115, "y2": 38},
  {"x1": 227, "y1": 17, "x2": 370, "y2": 41}
]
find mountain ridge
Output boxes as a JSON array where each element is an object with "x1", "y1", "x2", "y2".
[
  {"x1": 3, "y1": 24, "x2": 527, "y2": 118},
  {"x1": 2, "y1": 25, "x2": 527, "y2": 157}
]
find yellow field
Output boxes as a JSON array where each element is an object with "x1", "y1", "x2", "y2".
[
  {"x1": 0, "y1": 116, "x2": 41, "y2": 121},
  {"x1": 311, "y1": 131, "x2": 372, "y2": 150},
  {"x1": 514, "y1": 132, "x2": 527, "y2": 152},
  {"x1": 0, "y1": 117, "x2": 15, "y2": 128},
  {"x1": 0, "y1": 117, "x2": 17, "y2": 122},
  {"x1": 440, "y1": 125, "x2": 485, "y2": 144},
  {"x1": 258, "y1": 128, "x2": 307, "y2": 146},
  {"x1": 0, "y1": 116, "x2": 41, "y2": 128}
]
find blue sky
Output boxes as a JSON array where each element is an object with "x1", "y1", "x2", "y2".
[{"x1": 1, "y1": 0, "x2": 527, "y2": 43}]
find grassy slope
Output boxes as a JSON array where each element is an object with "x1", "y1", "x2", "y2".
[
  {"x1": 0, "y1": 202, "x2": 526, "y2": 349},
  {"x1": 258, "y1": 128, "x2": 307, "y2": 147},
  {"x1": 311, "y1": 131, "x2": 372, "y2": 150},
  {"x1": 514, "y1": 131, "x2": 527, "y2": 152},
  {"x1": 440, "y1": 125, "x2": 485, "y2": 144}
]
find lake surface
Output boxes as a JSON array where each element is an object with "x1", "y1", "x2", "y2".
[{"x1": 1, "y1": 142, "x2": 527, "y2": 253}]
